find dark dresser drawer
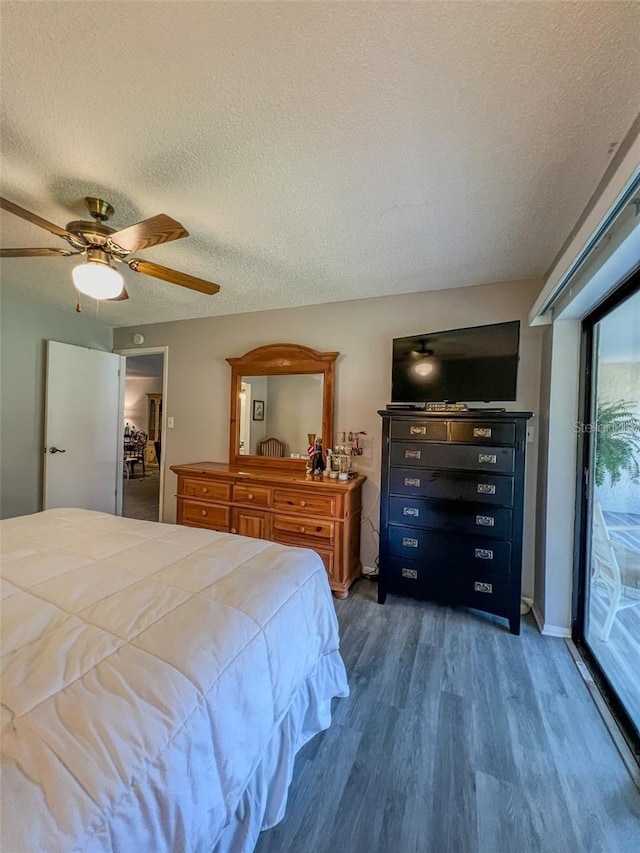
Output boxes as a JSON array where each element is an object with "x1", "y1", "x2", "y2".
[
  {"x1": 390, "y1": 442, "x2": 515, "y2": 474},
  {"x1": 390, "y1": 419, "x2": 448, "y2": 442},
  {"x1": 388, "y1": 468, "x2": 514, "y2": 506},
  {"x1": 387, "y1": 527, "x2": 511, "y2": 573},
  {"x1": 449, "y1": 421, "x2": 516, "y2": 446},
  {"x1": 389, "y1": 497, "x2": 513, "y2": 539},
  {"x1": 383, "y1": 555, "x2": 510, "y2": 614}
]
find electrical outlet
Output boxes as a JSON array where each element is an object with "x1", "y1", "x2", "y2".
[{"x1": 168, "y1": 417, "x2": 175, "y2": 429}]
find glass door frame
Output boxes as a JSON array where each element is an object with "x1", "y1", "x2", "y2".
[{"x1": 572, "y1": 267, "x2": 640, "y2": 760}]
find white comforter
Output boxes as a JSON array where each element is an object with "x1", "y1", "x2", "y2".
[{"x1": 0, "y1": 509, "x2": 348, "y2": 852}]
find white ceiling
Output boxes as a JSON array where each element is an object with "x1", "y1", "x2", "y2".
[{"x1": 1, "y1": 1, "x2": 639, "y2": 328}]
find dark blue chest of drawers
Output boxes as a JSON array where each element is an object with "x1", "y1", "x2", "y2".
[{"x1": 378, "y1": 410, "x2": 532, "y2": 634}]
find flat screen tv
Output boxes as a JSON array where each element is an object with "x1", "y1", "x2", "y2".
[{"x1": 391, "y1": 320, "x2": 520, "y2": 404}]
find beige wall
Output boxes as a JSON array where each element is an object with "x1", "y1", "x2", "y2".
[{"x1": 114, "y1": 278, "x2": 543, "y2": 595}]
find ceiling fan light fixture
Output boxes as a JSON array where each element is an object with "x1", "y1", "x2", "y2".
[{"x1": 72, "y1": 250, "x2": 124, "y2": 300}]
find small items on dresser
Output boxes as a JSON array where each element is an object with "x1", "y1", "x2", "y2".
[{"x1": 377, "y1": 410, "x2": 532, "y2": 634}]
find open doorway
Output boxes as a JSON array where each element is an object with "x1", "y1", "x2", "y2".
[{"x1": 119, "y1": 348, "x2": 167, "y2": 522}]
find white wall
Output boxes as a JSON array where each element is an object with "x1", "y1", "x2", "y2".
[
  {"x1": 0, "y1": 293, "x2": 113, "y2": 518},
  {"x1": 114, "y1": 278, "x2": 543, "y2": 592}
]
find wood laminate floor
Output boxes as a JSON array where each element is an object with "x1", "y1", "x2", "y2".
[
  {"x1": 256, "y1": 580, "x2": 640, "y2": 853},
  {"x1": 122, "y1": 466, "x2": 160, "y2": 522}
]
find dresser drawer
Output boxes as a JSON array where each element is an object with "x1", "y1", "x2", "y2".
[
  {"x1": 449, "y1": 421, "x2": 516, "y2": 446},
  {"x1": 387, "y1": 527, "x2": 511, "y2": 573},
  {"x1": 390, "y1": 419, "x2": 448, "y2": 442},
  {"x1": 273, "y1": 490, "x2": 336, "y2": 517},
  {"x1": 389, "y1": 468, "x2": 514, "y2": 506},
  {"x1": 391, "y1": 443, "x2": 515, "y2": 474},
  {"x1": 232, "y1": 484, "x2": 272, "y2": 508},
  {"x1": 389, "y1": 497, "x2": 513, "y2": 539},
  {"x1": 383, "y1": 555, "x2": 509, "y2": 608},
  {"x1": 181, "y1": 477, "x2": 231, "y2": 502},
  {"x1": 272, "y1": 514, "x2": 334, "y2": 543},
  {"x1": 179, "y1": 499, "x2": 230, "y2": 530}
]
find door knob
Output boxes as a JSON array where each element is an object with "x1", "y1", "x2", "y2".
[{"x1": 49, "y1": 447, "x2": 66, "y2": 454}]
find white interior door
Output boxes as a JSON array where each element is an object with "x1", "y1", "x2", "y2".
[{"x1": 44, "y1": 341, "x2": 124, "y2": 512}]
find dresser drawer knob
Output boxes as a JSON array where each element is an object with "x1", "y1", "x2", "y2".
[
  {"x1": 474, "y1": 581, "x2": 493, "y2": 594},
  {"x1": 477, "y1": 483, "x2": 496, "y2": 495},
  {"x1": 247, "y1": 493, "x2": 254, "y2": 500},
  {"x1": 478, "y1": 453, "x2": 497, "y2": 464},
  {"x1": 201, "y1": 487, "x2": 208, "y2": 494},
  {"x1": 231, "y1": 528, "x2": 237, "y2": 534},
  {"x1": 299, "y1": 525, "x2": 306, "y2": 533},
  {"x1": 475, "y1": 548, "x2": 494, "y2": 560},
  {"x1": 201, "y1": 510, "x2": 207, "y2": 517},
  {"x1": 300, "y1": 500, "x2": 306, "y2": 507},
  {"x1": 473, "y1": 427, "x2": 492, "y2": 438},
  {"x1": 402, "y1": 537, "x2": 419, "y2": 548},
  {"x1": 476, "y1": 515, "x2": 495, "y2": 527}
]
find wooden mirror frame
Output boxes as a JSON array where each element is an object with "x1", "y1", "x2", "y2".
[{"x1": 227, "y1": 343, "x2": 338, "y2": 470}]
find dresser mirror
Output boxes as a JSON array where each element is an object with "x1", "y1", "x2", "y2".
[{"x1": 227, "y1": 344, "x2": 338, "y2": 469}]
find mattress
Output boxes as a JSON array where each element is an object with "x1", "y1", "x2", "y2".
[{"x1": 0, "y1": 508, "x2": 348, "y2": 852}]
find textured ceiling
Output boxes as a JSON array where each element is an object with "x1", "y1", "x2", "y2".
[{"x1": 1, "y1": 1, "x2": 639, "y2": 328}]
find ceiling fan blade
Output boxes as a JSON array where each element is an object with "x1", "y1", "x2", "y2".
[
  {"x1": 108, "y1": 214, "x2": 188, "y2": 254},
  {"x1": 0, "y1": 197, "x2": 76, "y2": 240},
  {"x1": 108, "y1": 286, "x2": 129, "y2": 302},
  {"x1": 128, "y1": 259, "x2": 220, "y2": 295},
  {"x1": 0, "y1": 247, "x2": 75, "y2": 257}
]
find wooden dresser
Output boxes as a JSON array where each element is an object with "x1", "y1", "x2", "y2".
[{"x1": 171, "y1": 462, "x2": 365, "y2": 598}]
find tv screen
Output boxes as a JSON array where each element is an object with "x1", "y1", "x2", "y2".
[{"x1": 391, "y1": 321, "x2": 520, "y2": 404}]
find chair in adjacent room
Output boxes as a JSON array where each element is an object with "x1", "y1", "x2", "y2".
[{"x1": 124, "y1": 431, "x2": 147, "y2": 479}]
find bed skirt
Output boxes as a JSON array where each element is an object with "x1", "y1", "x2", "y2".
[{"x1": 214, "y1": 649, "x2": 348, "y2": 852}]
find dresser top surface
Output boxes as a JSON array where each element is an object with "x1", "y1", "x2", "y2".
[
  {"x1": 170, "y1": 461, "x2": 366, "y2": 490},
  {"x1": 378, "y1": 409, "x2": 533, "y2": 420}
]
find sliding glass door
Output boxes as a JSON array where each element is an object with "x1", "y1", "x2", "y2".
[{"x1": 577, "y1": 278, "x2": 640, "y2": 751}]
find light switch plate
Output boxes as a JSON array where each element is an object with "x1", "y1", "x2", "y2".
[{"x1": 168, "y1": 417, "x2": 175, "y2": 428}]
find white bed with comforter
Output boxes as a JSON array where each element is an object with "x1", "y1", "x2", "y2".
[{"x1": 0, "y1": 508, "x2": 348, "y2": 852}]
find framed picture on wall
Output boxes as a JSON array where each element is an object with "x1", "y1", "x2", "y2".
[{"x1": 253, "y1": 400, "x2": 264, "y2": 421}]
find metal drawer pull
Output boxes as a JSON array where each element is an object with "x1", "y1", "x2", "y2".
[
  {"x1": 410, "y1": 426, "x2": 427, "y2": 435},
  {"x1": 405, "y1": 449, "x2": 421, "y2": 459},
  {"x1": 403, "y1": 507, "x2": 419, "y2": 517},
  {"x1": 478, "y1": 453, "x2": 497, "y2": 464},
  {"x1": 402, "y1": 537, "x2": 419, "y2": 548},
  {"x1": 475, "y1": 548, "x2": 494, "y2": 560},
  {"x1": 402, "y1": 568, "x2": 418, "y2": 579},
  {"x1": 404, "y1": 477, "x2": 420, "y2": 487},
  {"x1": 473, "y1": 427, "x2": 492, "y2": 438},
  {"x1": 474, "y1": 581, "x2": 493, "y2": 594},
  {"x1": 476, "y1": 515, "x2": 495, "y2": 527},
  {"x1": 477, "y1": 483, "x2": 496, "y2": 495}
]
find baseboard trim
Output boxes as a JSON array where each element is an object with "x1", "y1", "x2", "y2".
[{"x1": 532, "y1": 602, "x2": 571, "y2": 637}]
